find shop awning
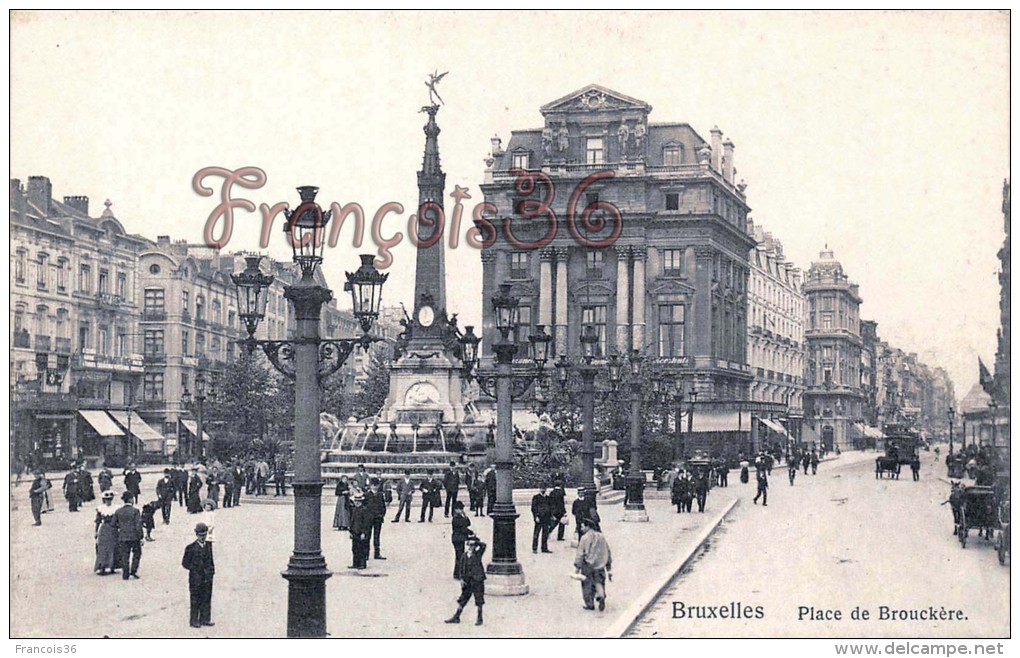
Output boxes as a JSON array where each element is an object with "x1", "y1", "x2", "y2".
[
  {"x1": 182, "y1": 420, "x2": 211, "y2": 443},
  {"x1": 854, "y1": 423, "x2": 886, "y2": 440},
  {"x1": 689, "y1": 410, "x2": 753, "y2": 433},
  {"x1": 801, "y1": 424, "x2": 821, "y2": 444},
  {"x1": 79, "y1": 410, "x2": 124, "y2": 437},
  {"x1": 108, "y1": 410, "x2": 165, "y2": 451},
  {"x1": 760, "y1": 418, "x2": 788, "y2": 435}
]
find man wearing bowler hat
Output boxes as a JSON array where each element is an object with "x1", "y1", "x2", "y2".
[{"x1": 182, "y1": 522, "x2": 215, "y2": 628}]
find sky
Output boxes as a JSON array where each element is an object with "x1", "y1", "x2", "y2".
[{"x1": 10, "y1": 10, "x2": 1010, "y2": 401}]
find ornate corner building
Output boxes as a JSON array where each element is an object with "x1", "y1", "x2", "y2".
[
  {"x1": 801, "y1": 248, "x2": 864, "y2": 451},
  {"x1": 479, "y1": 84, "x2": 756, "y2": 456}
]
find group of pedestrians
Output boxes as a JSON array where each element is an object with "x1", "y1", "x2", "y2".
[
  {"x1": 529, "y1": 477, "x2": 568, "y2": 553},
  {"x1": 667, "y1": 466, "x2": 712, "y2": 514}
]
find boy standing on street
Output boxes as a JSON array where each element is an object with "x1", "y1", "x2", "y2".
[{"x1": 445, "y1": 534, "x2": 486, "y2": 626}]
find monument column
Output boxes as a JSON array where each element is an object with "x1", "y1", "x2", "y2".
[
  {"x1": 554, "y1": 248, "x2": 569, "y2": 354},
  {"x1": 616, "y1": 247, "x2": 631, "y2": 354},
  {"x1": 632, "y1": 248, "x2": 646, "y2": 353}
]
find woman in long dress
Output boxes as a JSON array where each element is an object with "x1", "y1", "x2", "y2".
[
  {"x1": 94, "y1": 491, "x2": 118, "y2": 575},
  {"x1": 333, "y1": 476, "x2": 351, "y2": 531}
]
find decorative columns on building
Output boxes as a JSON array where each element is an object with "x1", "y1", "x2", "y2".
[
  {"x1": 554, "y1": 248, "x2": 569, "y2": 354},
  {"x1": 632, "y1": 249, "x2": 646, "y2": 352},
  {"x1": 616, "y1": 248, "x2": 630, "y2": 353},
  {"x1": 539, "y1": 248, "x2": 554, "y2": 329}
]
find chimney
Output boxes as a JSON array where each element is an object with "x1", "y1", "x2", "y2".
[
  {"x1": 490, "y1": 134, "x2": 504, "y2": 157},
  {"x1": 710, "y1": 126, "x2": 723, "y2": 172},
  {"x1": 27, "y1": 176, "x2": 52, "y2": 216},
  {"x1": 10, "y1": 179, "x2": 25, "y2": 213},
  {"x1": 157, "y1": 235, "x2": 171, "y2": 248},
  {"x1": 63, "y1": 195, "x2": 90, "y2": 216},
  {"x1": 722, "y1": 138, "x2": 735, "y2": 183}
]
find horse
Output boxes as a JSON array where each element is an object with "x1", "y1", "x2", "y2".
[{"x1": 875, "y1": 456, "x2": 901, "y2": 479}]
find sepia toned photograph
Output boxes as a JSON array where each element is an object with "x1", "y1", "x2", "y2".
[{"x1": 8, "y1": 10, "x2": 1010, "y2": 648}]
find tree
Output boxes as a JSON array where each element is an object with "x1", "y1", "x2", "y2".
[
  {"x1": 349, "y1": 343, "x2": 392, "y2": 420},
  {"x1": 204, "y1": 350, "x2": 348, "y2": 459}
]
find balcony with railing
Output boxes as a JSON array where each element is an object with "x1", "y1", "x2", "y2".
[
  {"x1": 75, "y1": 351, "x2": 145, "y2": 372},
  {"x1": 143, "y1": 351, "x2": 167, "y2": 364},
  {"x1": 35, "y1": 335, "x2": 51, "y2": 351},
  {"x1": 96, "y1": 292, "x2": 125, "y2": 308},
  {"x1": 142, "y1": 308, "x2": 166, "y2": 321}
]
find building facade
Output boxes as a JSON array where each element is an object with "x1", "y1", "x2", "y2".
[
  {"x1": 11, "y1": 174, "x2": 403, "y2": 467},
  {"x1": 802, "y1": 248, "x2": 864, "y2": 451},
  {"x1": 746, "y1": 220, "x2": 805, "y2": 413},
  {"x1": 479, "y1": 84, "x2": 755, "y2": 458},
  {"x1": 11, "y1": 176, "x2": 152, "y2": 466}
]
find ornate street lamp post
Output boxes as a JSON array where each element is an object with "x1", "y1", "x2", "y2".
[
  {"x1": 947, "y1": 406, "x2": 955, "y2": 457},
  {"x1": 623, "y1": 350, "x2": 649, "y2": 522},
  {"x1": 181, "y1": 387, "x2": 192, "y2": 459},
  {"x1": 195, "y1": 373, "x2": 207, "y2": 461},
  {"x1": 459, "y1": 284, "x2": 551, "y2": 595},
  {"x1": 553, "y1": 326, "x2": 623, "y2": 501},
  {"x1": 231, "y1": 186, "x2": 387, "y2": 638}
]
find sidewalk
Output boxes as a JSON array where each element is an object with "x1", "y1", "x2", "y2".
[{"x1": 9, "y1": 474, "x2": 739, "y2": 638}]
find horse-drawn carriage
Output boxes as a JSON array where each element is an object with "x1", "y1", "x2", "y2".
[
  {"x1": 948, "y1": 484, "x2": 1000, "y2": 548},
  {"x1": 876, "y1": 425, "x2": 920, "y2": 479}
]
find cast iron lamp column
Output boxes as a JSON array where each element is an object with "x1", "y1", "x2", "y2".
[
  {"x1": 488, "y1": 335, "x2": 526, "y2": 594},
  {"x1": 458, "y1": 286, "x2": 552, "y2": 596},
  {"x1": 195, "y1": 373, "x2": 207, "y2": 461},
  {"x1": 623, "y1": 350, "x2": 649, "y2": 522},
  {"x1": 947, "y1": 407, "x2": 955, "y2": 456},
  {"x1": 230, "y1": 186, "x2": 387, "y2": 638},
  {"x1": 553, "y1": 327, "x2": 623, "y2": 503}
]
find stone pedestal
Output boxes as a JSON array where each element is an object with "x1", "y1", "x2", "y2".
[{"x1": 602, "y1": 440, "x2": 619, "y2": 468}]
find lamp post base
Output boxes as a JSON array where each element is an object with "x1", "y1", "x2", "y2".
[
  {"x1": 622, "y1": 504, "x2": 649, "y2": 522},
  {"x1": 486, "y1": 504, "x2": 529, "y2": 596},
  {"x1": 486, "y1": 562, "x2": 530, "y2": 596},
  {"x1": 281, "y1": 564, "x2": 332, "y2": 637}
]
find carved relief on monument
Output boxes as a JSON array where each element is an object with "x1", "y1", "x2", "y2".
[{"x1": 404, "y1": 381, "x2": 441, "y2": 406}]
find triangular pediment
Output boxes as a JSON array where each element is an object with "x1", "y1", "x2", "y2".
[{"x1": 540, "y1": 84, "x2": 652, "y2": 115}]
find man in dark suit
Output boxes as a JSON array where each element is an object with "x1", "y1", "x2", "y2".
[
  {"x1": 29, "y1": 470, "x2": 48, "y2": 525},
  {"x1": 112, "y1": 491, "x2": 143, "y2": 579},
  {"x1": 173, "y1": 466, "x2": 188, "y2": 507},
  {"x1": 443, "y1": 462, "x2": 460, "y2": 517},
  {"x1": 363, "y1": 479, "x2": 387, "y2": 560},
  {"x1": 156, "y1": 469, "x2": 176, "y2": 525},
  {"x1": 220, "y1": 465, "x2": 234, "y2": 509},
  {"x1": 182, "y1": 522, "x2": 215, "y2": 628},
  {"x1": 694, "y1": 471, "x2": 709, "y2": 513},
  {"x1": 231, "y1": 463, "x2": 244, "y2": 507},
  {"x1": 392, "y1": 470, "x2": 415, "y2": 523},
  {"x1": 419, "y1": 476, "x2": 437, "y2": 523},
  {"x1": 531, "y1": 486, "x2": 553, "y2": 553},
  {"x1": 62, "y1": 468, "x2": 81, "y2": 512},
  {"x1": 484, "y1": 467, "x2": 497, "y2": 515},
  {"x1": 548, "y1": 481, "x2": 567, "y2": 541},
  {"x1": 123, "y1": 464, "x2": 142, "y2": 505},
  {"x1": 348, "y1": 491, "x2": 370, "y2": 569},
  {"x1": 273, "y1": 459, "x2": 288, "y2": 496}
]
